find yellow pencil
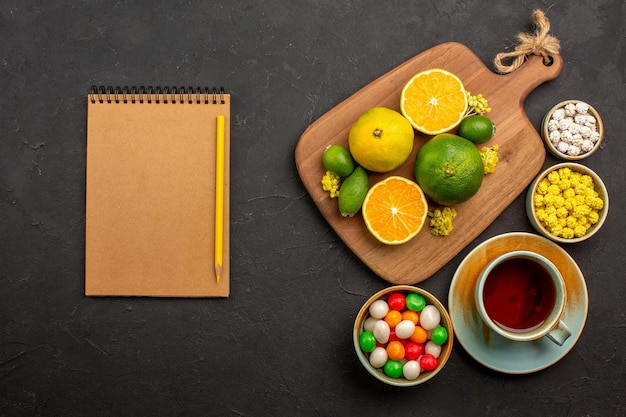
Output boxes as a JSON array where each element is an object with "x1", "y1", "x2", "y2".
[{"x1": 214, "y1": 115, "x2": 225, "y2": 283}]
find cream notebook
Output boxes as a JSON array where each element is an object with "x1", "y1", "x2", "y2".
[{"x1": 85, "y1": 86, "x2": 230, "y2": 297}]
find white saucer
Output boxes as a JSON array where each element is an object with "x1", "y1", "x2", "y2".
[{"x1": 448, "y1": 232, "x2": 588, "y2": 374}]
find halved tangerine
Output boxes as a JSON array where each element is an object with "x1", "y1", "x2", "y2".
[
  {"x1": 400, "y1": 68, "x2": 468, "y2": 135},
  {"x1": 362, "y1": 176, "x2": 428, "y2": 245}
]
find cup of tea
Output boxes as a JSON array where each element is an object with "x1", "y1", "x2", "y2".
[{"x1": 475, "y1": 251, "x2": 571, "y2": 346}]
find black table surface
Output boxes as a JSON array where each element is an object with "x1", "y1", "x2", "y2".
[{"x1": 2, "y1": 1, "x2": 624, "y2": 416}]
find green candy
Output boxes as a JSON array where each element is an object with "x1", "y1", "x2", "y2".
[
  {"x1": 405, "y1": 292, "x2": 426, "y2": 312},
  {"x1": 431, "y1": 326, "x2": 448, "y2": 345},
  {"x1": 359, "y1": 331, "x2": 376, "y2": 353},
  {"x1": 383, "y1": 360, "x2": 403, "y2": 378}
]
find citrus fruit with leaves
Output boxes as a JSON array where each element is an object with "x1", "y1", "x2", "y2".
[
  {"x1": 348, "y1": 107, "x2": 414, "y2": 173},
  {"x1": 414, "y1": 134, "x2": 484, "y2": 206},
  {"x1": 362, "y1": 176, "x2": 428, "y2": 245},
  {"x1": 400, "y1": 69, "x2": 468, "y2": 135}
]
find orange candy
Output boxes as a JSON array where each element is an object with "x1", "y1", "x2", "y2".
[
  {"x1": 384, "y1": 310, "x2": 403, "y2": 328},
  {"x1": 386, "y1": 341, "x2": 405, "y2": 361},
  {"x1": 401, "y1": 310, "x2": 419, "y2": 325},
  {"x1": 410, "y1": 325, "x2": 428, "y2": 344}
]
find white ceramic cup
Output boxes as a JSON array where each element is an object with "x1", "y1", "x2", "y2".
[{"x1": 475, "y1": 251, "x2": 571, "y2": 346}]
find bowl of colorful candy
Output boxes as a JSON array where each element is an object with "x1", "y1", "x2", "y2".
[
  {"x1": 353, "y1": 285, "x2": 453, "y2": 386},
  {"x1": 526, "y1": 162, "x2": 609, "y2": 244},
  {"x1": 541, "y1": 99, "x2": 604, "y2": 160}
]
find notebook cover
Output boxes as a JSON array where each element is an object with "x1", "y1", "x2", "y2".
[{"x1": 85, "y1": 87, "x2": 230, "y2": 297}]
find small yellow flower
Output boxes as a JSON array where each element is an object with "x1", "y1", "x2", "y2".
[
  {"x1": 321, "y1": 171, "x2": 340, "y2": 198},
  {"x1": 480, "y1": 145, "x2": 499, "y2": 174},
  {"x1": 429, "y1": 207, "x2": 457, "y2": 237},
  {"x1": 465, "y1": 91, "x2": 491, "y2": 115}
]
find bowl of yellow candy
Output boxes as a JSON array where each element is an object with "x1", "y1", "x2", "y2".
[{"x1": 526, "y1": 162, "x2": 609, "y2": 243}]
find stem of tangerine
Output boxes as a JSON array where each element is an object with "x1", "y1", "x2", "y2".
[{"x1": 445, "y1": 163, "x2": 455, "y2": 176}]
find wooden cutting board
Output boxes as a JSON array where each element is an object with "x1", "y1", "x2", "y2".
[{"x1": 295, "y1": 42, "x2": 563, "y2": 285}]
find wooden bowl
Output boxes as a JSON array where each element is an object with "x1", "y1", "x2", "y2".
[
  {"x1": 353, "y1": 285, "x2": 453, "y2": 386},
  {"x1": 526, "y1": 162, "x2": 609, "y2": 243},
  {"x1": 541, "y1": 100, "x2": 604, "y2": 160}
]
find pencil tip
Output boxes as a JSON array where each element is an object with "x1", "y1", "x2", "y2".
[{"x1": 215, "y1": 264, "x2": 222, "y2": 283}]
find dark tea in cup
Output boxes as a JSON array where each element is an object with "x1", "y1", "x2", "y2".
[
  {"x1": 482, "y1": 257, "x2": 556, "y2": 332},
  {"x1": 475, "y1": 251, "x2": 571, "y2": 345}
]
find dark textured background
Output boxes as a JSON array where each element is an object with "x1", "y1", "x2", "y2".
[{"x1": 1, "y1": 1, "x2": 624, "y2": 416}]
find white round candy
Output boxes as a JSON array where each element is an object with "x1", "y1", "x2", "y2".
[
  {"x1": 363, "y1": 317, "x2": 379, "y2": 333},
  {"x1": 419, "y1": 305, "x2": 441, "y2": 330},
  {"x1": 403, "y1": 360, "x2": 421, "y2": 380},
  {"x1": 585, "y1": 115, "x2": 596, "y2": 126},
  {"x1": 564, "y1": 103, "x2": 576, "y2": 116},
  {"x1": 559, "y1": 117, "x2": 574, "y2": 131},
  {"x1": 560, "y1": 130, "x2": 572, "y2": 143},
  {"x1": 575, "y1": 102, "x2": 589, "y2": 114},
  {"x1": 557, "y1": 141, "x2": 570, "y2": 153},
  {"x1": 574, "y1": 114, "x2": 587, "y2": 125},
  {"x1": 425, "y1": 341, "x2": 442, "y2": 358},
  {"x1": 369, "y1": 300, "x2": 389, "y2": 319},
  {"x1": 551, "y1": 108, "x2": 565, "y2": 120},
  {"x1": 372, "y1": 320, "x2": 390, "y2": 344},
  {"x1": 547, "y1": 119, "x2": 560, "y2": 131},
  {"x1": 567, "y1": 145, "x2": 581, "y2": 156},
  {"x1": 579, "y1": 125, "x2": 592, "y2": 138},
  {"x1": 549, "y1": 130, "x2": 561, "y2": 143},
  {"x1": 581, "y1": 139, "x2": 595, "y2": 153},
  {"x1": 369, "y1": 346, "x2": 388, "y2": 368},
  {"x1": 395, "y1": 320, "x2": 416, "y2": 339}
]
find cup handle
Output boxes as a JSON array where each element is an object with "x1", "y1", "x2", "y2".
[{"x1": 546, "y1": 320, "x2": 572, "y2": 346}]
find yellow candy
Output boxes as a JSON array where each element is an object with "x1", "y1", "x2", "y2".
[{"x1": 533, "y1": 169, "x2": 602, "y2": 239}]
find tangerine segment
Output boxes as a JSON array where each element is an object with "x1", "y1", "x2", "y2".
[
  {"x1": 400, "y1": 69, "x2": 468, "y2": 135},
  {"x1": 362, "y1": 176, "x2": 428, "y2": 245}
]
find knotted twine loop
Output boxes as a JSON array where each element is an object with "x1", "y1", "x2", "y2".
[{"x1": 494, "y1": 9, "x2": 561, "y2": 74}]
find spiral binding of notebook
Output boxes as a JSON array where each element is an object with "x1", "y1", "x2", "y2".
[{"x1": 89, "y1": 85, "x2": 226, "y2": 104}]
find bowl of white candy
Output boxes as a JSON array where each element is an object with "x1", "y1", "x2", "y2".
[{"x1": 541, "y1": 100, "x2": 604, "y2": 160}]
